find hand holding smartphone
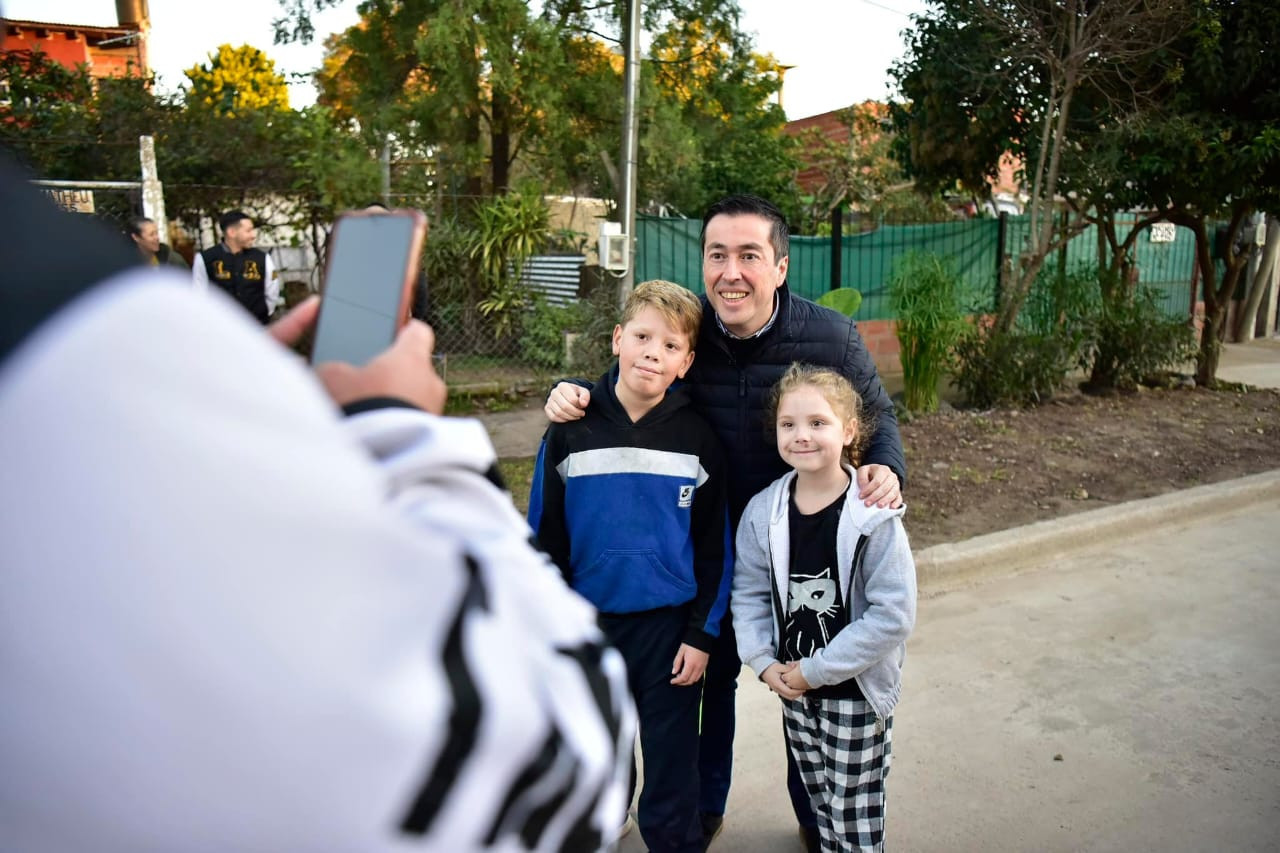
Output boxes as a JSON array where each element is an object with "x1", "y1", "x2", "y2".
[{"x1": 310, "y1": 208, "x2": 428, "y2": 366}]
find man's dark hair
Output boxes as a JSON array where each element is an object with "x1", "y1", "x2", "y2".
[
  {"x1": 127, "y1": 216, "x2": 154, "y2": 238},
  {"x1": 700, "y1": 194, "x2": 790, "y2": 262},
  {"x1": 362, "y1": 201, "x2": 389, "y2": 211},
  {"x1": 219, "y1": 210, "x2": 251, "y2": 233}
]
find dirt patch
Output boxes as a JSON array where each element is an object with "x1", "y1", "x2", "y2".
[
  {"x1": 488, "y1": 383, "x2": 1280, "y2": 550},
  {"x1": 899, "y1": 383, "x2": 1280, "y2": 549}
]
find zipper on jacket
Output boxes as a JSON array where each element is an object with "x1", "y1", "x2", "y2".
[
  {"x1": 738, "y1": 371, "x2": 746, "y2": 398},
  {"x1": 852, "y1": 671, "x2": 886, "y2": 734}
]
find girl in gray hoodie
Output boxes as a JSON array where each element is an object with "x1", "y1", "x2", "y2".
[{"x1": 732, "y1": 364, "x2": 917, "y2": 852}]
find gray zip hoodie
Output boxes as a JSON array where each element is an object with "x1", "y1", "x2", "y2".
[{"x1": 731, "y1": 465, "x2": 917, "y2": 721}]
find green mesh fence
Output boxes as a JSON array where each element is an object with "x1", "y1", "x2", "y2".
[{"x1": 636, "y1": 214, "x2": 1200, "y2": 322}]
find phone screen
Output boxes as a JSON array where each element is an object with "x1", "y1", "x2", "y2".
[{"x1": 311, "y1": 213, "x2": 423, "y2": 366}]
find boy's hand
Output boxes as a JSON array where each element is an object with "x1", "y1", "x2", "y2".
[
  {"x1": 670, "y1": 644, "x2": 709, "y2": 686},
  {"x1": 545, "y1": 382, "x2": 590, "y2": 423},
  {"x1": 856, "y1": 463, "x2": 902, "y2": 509},
  {"x1": 779, "y1": 664, "x2": 812, "y2": 692},
  {"x1": 762, "y1": 662, "x2": 805, "y2": 700}
]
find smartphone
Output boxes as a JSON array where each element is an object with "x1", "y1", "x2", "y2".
[{"x1": 310, "y1": 208, "x2": 428, "y2": 366}]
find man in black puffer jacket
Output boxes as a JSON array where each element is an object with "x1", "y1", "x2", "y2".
[{"x1": 546, "y1": 194, "x2": 906, "y2": 852}]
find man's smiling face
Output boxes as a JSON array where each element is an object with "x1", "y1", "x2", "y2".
[{"x1": 702, "y1": 212, "x2": 788, "y2": 338}]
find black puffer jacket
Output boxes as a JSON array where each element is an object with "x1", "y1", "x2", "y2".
[{"x1": 685, "y1": 285, "x2": 906, "y2": 523}]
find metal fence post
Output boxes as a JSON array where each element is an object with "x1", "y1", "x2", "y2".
[
  {"x1": 995, "y1": 211, "x2": 1008, "y2": 311},
  {"x1": 139, "y1": 135, "x2": 167, "y2": 241},
  {"x1": 830, "y1": 202, "x2": 843, "y2": 291}
]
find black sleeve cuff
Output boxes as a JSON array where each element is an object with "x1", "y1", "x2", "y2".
[
  {"x1": 340, "y1": 396, "x2": 422, "y2": 417},
  {"x1": 682, "y1": 627, "x2": 716, "y2": 653}
]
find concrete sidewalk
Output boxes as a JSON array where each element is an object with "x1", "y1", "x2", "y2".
[
  {"x1": 1218, "y1": 336, "x2": 1280, "y2": 389},
  {"x1": 479, "y1": 338, "x2": 1280, "y2": 850},
  {"x1": 618, "y1": 485, "x2": 1280, "y2": 852},
  {"x1": 694, "y1": 493, "x2": 1280, "y2": 852}
]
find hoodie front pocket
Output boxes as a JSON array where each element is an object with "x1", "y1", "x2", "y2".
[{"x1": 574, "y1": 549, "x2": 695, "y2": 613}]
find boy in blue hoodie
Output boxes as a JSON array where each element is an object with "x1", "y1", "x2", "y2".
[{"x1": 529, "y1": 279, "x2": 729, "y2": 853}]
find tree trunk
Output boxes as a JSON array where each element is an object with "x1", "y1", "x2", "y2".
[
  {"x1": 1233, "y1": 215, "x2": 1279, "y2": 341},
  {"x1": 491, "y1": 88, "x2": 511, "y2": 195},
  {"x1": 996, "y1": 77, "x2": 1076, "y2": 333},
  {"x1": 1179, "y1": 205, "x2": 1251, "y2": 385},
  {"x1": 1197, "y1": 302, "x2": 1226, "y2": 385}
]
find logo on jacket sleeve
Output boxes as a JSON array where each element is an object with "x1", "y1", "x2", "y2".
[{"x1": 678, "y1": 485, "x2": 694, "y2": 508}]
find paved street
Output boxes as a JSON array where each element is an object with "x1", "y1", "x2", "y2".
[{"x1": 620, "y1": 497, "x2": 1280, "y2": 852}]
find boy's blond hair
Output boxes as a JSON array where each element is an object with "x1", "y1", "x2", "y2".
[{"x1": 621, "y1": 280, "x2": 702, "y2": 349}]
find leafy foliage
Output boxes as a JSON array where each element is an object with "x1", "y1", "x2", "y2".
[
  {"x1": 952, "y1": 325, "x2": 1076, "y2": 409},
  {"x1": 519, "y1": 296, "x2": 575, "y2": 371},
  {"x1": 297, "y1": 0, "x2": 800, "y2": 214},
  {"x1": 891, "y1": 0, "x2": 1189, "y2": 334},
  {"x1": 565, "y1": 282, "x2": 621, "y2": 376},
  {"x1": 889, "y1": 253, "x2": 966, "y2": 413},
  {"x1": 184, "y1": 44, "x2": 290, "y2": 114},
  {"x1": 1083, "y1": 287, "x2": 1197, "y2": 393},
  {"x1": 815, "y1": 287, "x2": 862, "y2": 318},
  {"x1": 1109, "y1": 0, "x2": 1280, "y2": 384},
  {"x1": 473, "y1": 188, "x2": 550, "y2": 338}
]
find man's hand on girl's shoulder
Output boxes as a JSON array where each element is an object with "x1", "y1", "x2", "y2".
[{"x1": 856, "y1": 464, "x2": 903, "y2": 509}]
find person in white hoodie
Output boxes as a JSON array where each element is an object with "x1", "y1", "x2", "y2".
[
  {"x1": 731, "y1": 364, "x2": 916, "y2": 853},
  {"x1": 0, "y1": 155, "x2": 634, "y2": 853}
]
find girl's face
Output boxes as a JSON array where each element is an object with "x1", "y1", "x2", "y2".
[{"x1": 775, "y1": 384, "x2": 857, "y2": 478}]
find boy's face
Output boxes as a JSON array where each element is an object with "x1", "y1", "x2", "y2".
[{"x1": 611, "y1": 306, "x2": 695, "y2": 404}]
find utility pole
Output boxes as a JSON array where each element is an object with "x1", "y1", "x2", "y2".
[
  {"x1": 618, "y1": 0, "x2": 641, "y2": 305},
  {"x1": 138, "y1": 135, "x2": 166, "y2": 242},
  {"x1": 380, "y1": 134, "x2": 392, "y2": 207}
]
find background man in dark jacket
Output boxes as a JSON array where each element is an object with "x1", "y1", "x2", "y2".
[
  {"x1": 546, "y1": 194, "x2": 906, "y2": 851},
  {"x1": 193, "y1": 209, "x2": 280, "y2": 324}
]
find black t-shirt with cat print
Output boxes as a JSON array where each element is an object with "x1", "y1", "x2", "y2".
[{"x1": 782, "y1": 487, "x2": 863, "y2": 700}]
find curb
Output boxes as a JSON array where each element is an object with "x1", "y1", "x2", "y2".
[{"x1": 913, "y1": 469, "x2": 1280, "y2": 593}]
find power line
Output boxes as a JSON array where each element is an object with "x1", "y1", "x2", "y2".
[{"x1": 854, "y1": 0, "x2": 913, "y2": 18}]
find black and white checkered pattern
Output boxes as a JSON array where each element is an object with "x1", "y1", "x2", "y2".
[{"x1": 782, "y1": 696, "x2": 892, "y2": 852}]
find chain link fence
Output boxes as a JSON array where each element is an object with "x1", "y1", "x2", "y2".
[{"x1": 14, "y1": 136, "x2": 1211, "y2": 396}]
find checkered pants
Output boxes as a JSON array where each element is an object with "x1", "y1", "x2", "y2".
[{"x1": 781, "y1": 696, "x2": 892, "y2": 852}]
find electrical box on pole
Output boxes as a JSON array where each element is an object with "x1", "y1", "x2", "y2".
[{"x1": 599, "y1": 221, "x2": 629, "y2": 272}]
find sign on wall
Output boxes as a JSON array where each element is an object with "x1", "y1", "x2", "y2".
[
  {"x1": 41, "y1": 188, "x2": 95, "y2": 214},
  {"x1": 1149, "y1": 222, "x2": 1176, "y2": 243}
]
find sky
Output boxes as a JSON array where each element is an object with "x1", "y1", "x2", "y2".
[{"x1": 10, "y1": 0, "x2": 927, "y2": 119}]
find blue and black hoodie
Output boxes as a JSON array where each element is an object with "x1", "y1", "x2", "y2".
[{"x1": 528, "y1": 366, "x2": 731, "y2": 652}]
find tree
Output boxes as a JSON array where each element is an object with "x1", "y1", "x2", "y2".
[
  {"x1": 0, "y1": 47, "x2": 96, "y2": 178},
  {"x1": 642, "y1": 16, "x2": 798, "y2": 219},
  {"x1": 892, "y1": 0, "x2": 1188, "y2": 333},
  {"x1": 1116, "y1": 0, "x2": 1280, "y2": 383},
  {"x1": 1235, "y1": 215, "x2": 1280, "y2": 342},
  {"x1": 185, "y1": 44, "x2": 290, "y2": 114},
  {"x1": 794, "y1": 101, "x2": 953, "y2": 233},
  {"x1": 305, "y1": 1, "x2": 569, "y2": 199},
  {"x1": 283, "y1": 0, "x2": 800, "y2": 215}
]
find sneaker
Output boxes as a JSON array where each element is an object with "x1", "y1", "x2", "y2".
[
  {"x1": 797, "y1": 824, "x2": 820, "y2": 853},
  {"x1": 700, "y1": 812, "x2": 724, "y2": 849}
]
